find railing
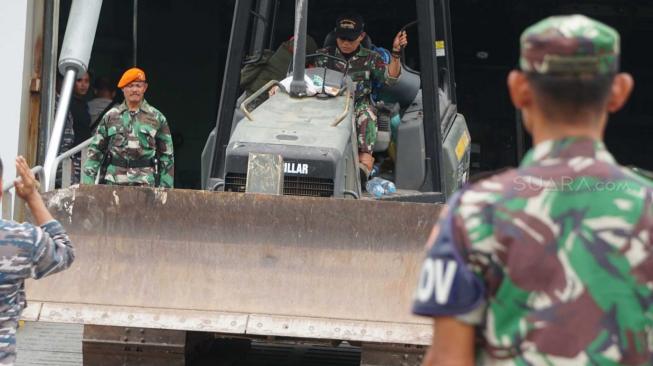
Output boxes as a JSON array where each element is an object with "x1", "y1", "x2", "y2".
[
  {"x1": 1, "y1": 138, "x2": 92, "y2": 220},
  {"x1": 2, "y1": 166, "x2": 46, "y2": 194},
  {"x1": 2, "y1": 166, "x2": 46, "y2": 220},
  {"x1": 52, "y1": 137, "x2": 93, "y2": 189}
]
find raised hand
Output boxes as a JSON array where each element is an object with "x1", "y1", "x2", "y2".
[
  {"x1": 393, "y1": 30, "x2": 408, "y2": 52},
  {"x1": 14, "y1": 156, "x2": 39, "y2": 202}
]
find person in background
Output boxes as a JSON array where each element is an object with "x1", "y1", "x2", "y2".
[
  {"x1": 62, "y1": 71, "x2": 92, "y2": 183},
  {"x1": 240, "y1": 35, "x2": 319, "y2": 109},
  {"x1": 88, "y1": 76, "x2": 117, "y2": 128},
  {"x1": 69, "y1": 71, "x2": 92, "y2": 145}
]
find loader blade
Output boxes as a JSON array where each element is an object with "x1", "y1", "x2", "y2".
[{"x1": 26, "y1": 185, "x2": 442, "y2": 345}]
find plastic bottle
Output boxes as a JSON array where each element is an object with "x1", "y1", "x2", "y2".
[
  {"x1": 366, "y1": 177, "x2": 397, "y2": 198},
  {"x1": 366, "y1": 178, "x2": 386, "y2": 198},
  {"x1": 381, "y1": 179, "x2": 397, "y2": 194}
]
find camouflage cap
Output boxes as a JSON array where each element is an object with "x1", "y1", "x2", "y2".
[{"x1": 520, "y1": 15, "x2": 620, "y2": 75}]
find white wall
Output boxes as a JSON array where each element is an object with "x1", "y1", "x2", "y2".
[{"x1": 0, "y1": 1, "x2": 33, "y2": 216}]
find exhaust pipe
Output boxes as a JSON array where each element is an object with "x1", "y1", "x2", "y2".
[
  {"x1": 289, "y1": 0, "x2": 308, "y2": 97},
  {"x1": 44, "y1": 0, "x2": 103, "y2": 191},
  {"x1": 58, "y1": 0, "x2": 103, "y2": 77}
]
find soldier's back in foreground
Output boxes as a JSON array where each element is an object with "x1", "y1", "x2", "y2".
[{"x1": 413, "y1": 15, "x2": 653, "y2": 365}]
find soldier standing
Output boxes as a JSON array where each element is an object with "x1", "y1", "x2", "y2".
[
  {"x1": 0, "y1": 156, "x2": 75, "y2": 363},
  {"x1": 82, "y1": 67, "x2": 174, "y2": 188},
  {"x1": 412, "y1": 15, "x2": 652, "y2": 365},
  {"x1": 315, "y1": 14, "x2": 407, "y2": 179}
]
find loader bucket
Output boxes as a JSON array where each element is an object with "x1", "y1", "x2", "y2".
[{"x1": 26, "y1": 185, "x2": 442, "y2": 345}]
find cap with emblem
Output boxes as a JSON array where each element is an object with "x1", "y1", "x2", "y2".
[
  {"x1": 117, "y1": 67, "x2": 147, "y2": 88},
  {"x1": 520, "y1": 14, "x2": 620, "y2": 76},
  {"x1": 335, "y1": 13, "x2": 364, "y2": 41}
]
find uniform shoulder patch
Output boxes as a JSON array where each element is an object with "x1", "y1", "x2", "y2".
[{"x1": 412, "y1": 191, "x2": 485, "y2": 317}]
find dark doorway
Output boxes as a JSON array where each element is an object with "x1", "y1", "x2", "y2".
[
  {"x1": 451, "y1": 0, "x2": 653, "y2": 171},
  {"x1": 59, "y1": 0, "x2": 235, "y2": 188},
  {"x1": 58, "y1": 0, "x2": 653, "y2": 187}
]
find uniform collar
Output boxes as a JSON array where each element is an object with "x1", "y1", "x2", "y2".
[
  {"x1": 118, "y1": 99, "x2": 153, "y2": 115},
  {"x1": 519, "y1": 137, "x2": 616, "y2": 168},
  {"x1": 334, "y1": 46, "x2": 367, "y2": 59}
]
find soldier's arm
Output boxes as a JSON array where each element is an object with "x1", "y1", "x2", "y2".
[
  {"x1": 29, "y1": 220, "x2": 75, "y2": 279},
  {"x1": 14, "y1": 157, "x2": 75, "y2": 279},
  {"x1": 81, "y1": 116, "x2": 109, "y2": 184},
  {"x1": 387, "y1": 54, "x2": 401, "y2": 81},
  {"x1": 423, "y1": 319, "x2": 475, "y2": 366},
  {"x1": 412, "y1": 191, "x2": 491, "y2": 365},
  {"x1": 387, "y1": 30, "x2": 407, "y2": 80},
  {"x1": 371, "y1": 52, "x2": 397, "y2": 87},
  {"x1": 155, "y1": 115, "x2": 174, "y2": 188}
]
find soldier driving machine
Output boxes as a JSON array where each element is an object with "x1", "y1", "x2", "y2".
[{"x1": 202, "y1": 0, "x2": 470, "y2": 201}]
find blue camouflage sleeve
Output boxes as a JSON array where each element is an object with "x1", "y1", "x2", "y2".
[
  {"x1": 29, "y1": 220, "x2": 75, "y2": 279},
  {"x1": 412, "y1": 191, "x2": 486, "y2": 320}
]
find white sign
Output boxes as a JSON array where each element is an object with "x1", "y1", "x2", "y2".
[
  {"x1": 415, "y1": 258, "x2": 457, "y2": 304},
  {"x1": 284, "y1": 162, "x2": 309, "y2": 175}
]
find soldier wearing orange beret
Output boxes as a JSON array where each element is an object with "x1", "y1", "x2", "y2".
[
  {"x1": 117, "y1": 67, "x2": 146, "y2": 89},
  {"x1": 82, "y1": 67, "x2": 174, "y2": 187}
]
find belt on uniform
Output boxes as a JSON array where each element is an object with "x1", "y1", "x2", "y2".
[
  {"x1": 109, "y1": 156, "x2": 156, "y2": 169},
  {"x1": 119, "y1": 182, "x2": 150, "y2": 187}
]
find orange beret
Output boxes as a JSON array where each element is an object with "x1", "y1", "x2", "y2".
[{"x1": 117, "y1": 67, "x2": 146, "y2": 88}]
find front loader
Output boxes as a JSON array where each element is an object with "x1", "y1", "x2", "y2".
[{"x1": 25, "y1": 0, "x2": 468, "y2": 364}]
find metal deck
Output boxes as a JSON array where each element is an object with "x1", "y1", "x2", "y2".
[{"x1": 16, "y1": 321, "x2": 83, "y2": 366}]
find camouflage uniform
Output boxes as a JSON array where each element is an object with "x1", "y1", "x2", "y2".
[
  {"x1": 55, "y1": 95, "x2": 79, "y2": 186},
  {"x1": 315, "y1": 46, "x2": 397, "y2": 153},
  {"x1": 413, "y1": 16, "x2": 653, "y2": 365},
  {"x1": 0, "y1": 219, "x2": 75, "y2": 364},
  {"x1": 81, "y1": 100, "x2": 174, "y2": 188}
]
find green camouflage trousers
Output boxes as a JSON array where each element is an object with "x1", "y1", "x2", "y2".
[{"x1": 355, "y1": 100, "x2": 377, "y2": 154}]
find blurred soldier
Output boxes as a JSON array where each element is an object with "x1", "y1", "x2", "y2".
[
  {"x1": 315, "y1": 13, "x2": 407, "y2": 179},
  {"x1": 88, "y1": 76, "x2": 117, "y2": 128},
  {"x1": 70, "y1": 71, "x2": 92, "y2": 145},
  {"x1": 67, "y1": 72, "x2": 92, "y2": 182},
  {"x1": 412, "y1": 15, "x2": 652, "y2": 365},
  {"x1": 240, "y1": 35, "x2": 318, "y2": 109},
  {"x1": 82, "y1": 67, "x2": 174, "y2": 188},
  {"x1": 0, "y1": 156, "x2": 75, "y2": 363}
]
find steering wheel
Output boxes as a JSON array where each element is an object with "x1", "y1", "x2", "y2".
[{"x1": 285, "y1": 53, "x2": 351, "y2": 98}]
